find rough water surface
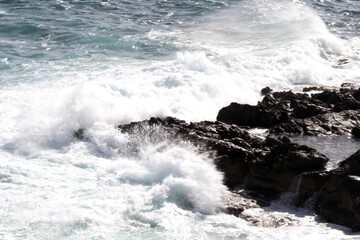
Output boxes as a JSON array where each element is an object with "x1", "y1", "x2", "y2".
[{"x1": 0, "y1": 0, "x2": 360, "y2": 239}]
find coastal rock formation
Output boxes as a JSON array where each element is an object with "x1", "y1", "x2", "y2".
[
  {"x1": 316, "y1": 173, "x2": 360, "y2": 231},
  {"x1": 74, "y1": 85, "x2": 360, "y2": 231},
  {"x1": 291, "y1": 150, "x2": 360, "y2": 231},
  {"x1": 217, "y1": 86, "x2": 360, "y2": 136},
  {"x1": 311, "y1": 151, "x2": 360, "y2": 231},
  {"x1": 118, "y1": 117, "x2": 328, "y2": 199},
  {"x1": 215, "y1": 85, "x2": 360, "y2": 231},
  {"x1": 246, "y1": 142, "x2": 328, "y2": 197}
]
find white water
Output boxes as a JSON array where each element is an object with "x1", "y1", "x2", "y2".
[{"x1": 1, "y1": 0, "x2": 360, "y2": 239}]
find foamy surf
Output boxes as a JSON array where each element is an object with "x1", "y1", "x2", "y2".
[{"x1": 0, "y1": 0, "x2": 359, "y2": 239}]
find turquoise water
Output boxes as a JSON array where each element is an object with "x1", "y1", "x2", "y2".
[{"x1": 0, "y1": 0, "x2": 360, "y2": 239}]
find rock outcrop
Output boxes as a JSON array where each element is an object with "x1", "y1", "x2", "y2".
[
  {"x1": 75, "y1": 85, "x2": 360, "y2": 231},
  {"x1": 310, "y1": 151, "x2": 360, "y2": 231},
  {"x1": 217, "y1": 86, "x2": 360, "y2": 136},
  {"x1": 118, "y1": 117, "x2": 328, "y2": 199},
  {"x1": 215, "y1": 85, "x2": 360, "y2": 231}
]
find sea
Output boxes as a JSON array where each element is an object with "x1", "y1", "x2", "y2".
[{"x1": 0, "y1": 0, "x2": 360, "y2": 239}]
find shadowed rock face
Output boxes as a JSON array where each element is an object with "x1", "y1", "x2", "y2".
[
  {"x1": 316, "y1": 174, "x2": 360, "y2": 231},
  {"x1": 217, "y1": 87, "x2": 360, "y2": 136},
  {"x1": 338, "y1": 150, "x2": 360, "y2": 175},
  {"x1": 74, "y1": 85, "x2": 360, "y2": 231},
  {"x1": 311, "y1": 151, "x2": 360, "y2": 231},
  {"x1": 118, "y1": 117, "x2": 328, "y2": 199},
  {"x1": 216, "y1": 86, "x2": 360, "y2": 231}
]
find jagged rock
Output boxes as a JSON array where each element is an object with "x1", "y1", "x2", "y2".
[
  {"x1": 224, "y1": 191, "x2": 300, "y2": 228},
  {"x1": 223, "y1": 191, "x2": 268, "y2": 217},
  {"x1": 291, "y1": 101, "x2": 327, "y2": 119},
  {"x1": 338, "y1": 59, "x2": 350, "y2": 66},
  {"x1": 218, "y1": 87, "x2": 360, "y2": 137},
  {"x1": 245, "y1": 143, "x2": 328, "y2": 198},
  {"x1": 295, "y1": 171, "x2": 330, "y2": 207},
  {"x1": 216, "y1": 91, "x2": 303, "y2": 128},
  {"x1": 312, "y1": 89, "x2": 360, "y2": 112},
  {"x1": 316, "y1": 173, "x2": 360, "y2": 231},
  {"x1": 240, "y1": 210, "x2": 300, "y2": 228},
  {"x1": 352, "y1": 127, "x2": 360, "y2": 139},
  {"x1": 261, "y1": 86, "x2": 273, "y2": 96},
  {"x1": 337, "y1": 150, "x2": 360, "y2": 176},
  {"x1": 216, "y1": 103, "x2": 280, "y2": 128},
  {"x1": 270, "y1": 110, "x2": 360, "y2": 136},
  {"x1": 119, "y1": 117, "x2": 260, "y2": 188},
  {"x1": 118, "y1": 117, "x2": 328, "y2": 199},
  {"x1": 71, "y1": 84, "x2": 360, "y2": 232},
  {"x1": 353, "y1": 88, "x2": 360, "y2": 101},
  {"x1": 303, "y1": 86, "x2": 330, "y2": 92},
  {"x1": 293, "y1": 150, "x2": 360, "y2": 231}
]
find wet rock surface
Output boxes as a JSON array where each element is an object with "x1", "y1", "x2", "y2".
[
  {"x1": 223, "y1": 191, "x2": 267, "y2": 217},
  {"x1": 224, "y1": 191, "x2": 299, "y2": 228},
  {"x1": 305, "y1": 151, "x2": 360, "y2": 231},
  {"x1": 74, "y1": 85, "x2": 360, "y2": 231},
  {"x1": 118, "y1": 117, "x2": 328, "y2": 199},
  {"x1": 217, "y1": 86, "x2": 360, "y2": 136},
  {"x1": 217, "y1": 85, "x2": 360, "y2": 231}
]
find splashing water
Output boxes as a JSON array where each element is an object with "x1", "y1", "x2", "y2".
[{"x1": 0, "y1": 0, "x2": 360, "y2": 239}]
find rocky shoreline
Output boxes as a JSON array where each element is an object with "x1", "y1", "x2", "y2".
[{"x1": 77, "y1": 84, "x2": 360, "y2": 231}]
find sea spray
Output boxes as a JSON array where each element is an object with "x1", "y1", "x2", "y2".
[
  {"x1": 278, "y1": 175, "x2": 304, "y2": 207},
  {"x1": 0, "y1": 0, "x2": 359, "y2": 238},
  {"x1": 85, "y1": 123, "x2": 229, "y2": 215}
]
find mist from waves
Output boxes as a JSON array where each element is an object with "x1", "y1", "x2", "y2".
[{"x1": 0, "y1": 0, "x2": 360, "y2": 239}]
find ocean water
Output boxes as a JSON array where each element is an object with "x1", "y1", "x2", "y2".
[{"x1": 0, "y1": 0, "x2": 360, "y2": 239}]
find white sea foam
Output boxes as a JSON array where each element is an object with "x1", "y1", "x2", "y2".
[{"x1": 0, "y1": 0, "x2": 359, "y2": 239}]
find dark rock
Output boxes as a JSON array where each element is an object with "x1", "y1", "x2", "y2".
[
  {"x1": 337, "y1": 150, "x2": 360, "y2": 176},
  {"x1": 338, "y1": 59, "x2": 350, "y2": 66},
  {"x1": 217, "y1": 91, "x2": 304, "y2": 128},
  {"x1": 119, "y1": 117, "x2": 260, "y2": 188},
  {"x1": 114, "y1": 85, "x2": 360, "y2": 230},
  {"x1": 224, "y1": 191, "x2": 299, "y2": 228},
  {"x1": 333, "y1": 96, "x2": 360, "y2": 112},
  {"x1": 216, "y1": 103, "x2": 279, "y2": 128},
  {"x1": 118, "y1": 117, "x2": 328, "y2": 199},
  {"x1": 74, "y1": 128, "x2": 85, "y2": 140},
  {"x1": 340, "y1": 82, "x2": 355, "y2": 92},
  {"x1": 294, "y1": 150, "x2": 360, "y2": 231},
  {"x1": 312, "y1": 90, "x2": 341, "y2": 105},
  {"x1": 270, "y1": 110, "x2": 360, "y2": 136},
  {"x1": 217, "y1": 86, "x2": 360, "y2": 137},
  {"x1": 295, "y1": 171, "x2": 330, "y2": 207},
  {"x1": 316, "y1": 173, "x2": 360, "y2": 231},
  {"x1": 292, "y1": 102, "x2": 327, "y2": 119},
  {"x1": 223, "y1": 191, "x2": 268, "y2": 217},
  {"x1": 313, "y1": 89, "x2": 360, "y2": 112},
  {"x1": 353, "y1": 88, "x2": 360, "y2": 101},
  {"x1": 261, "y1": 86, "x2": 272, "y2": 96},
  {"x1": 245, "y1": 143, "x2": 328, "y2": 198},
  {"x1": 352, "y1": 127, "x2": 360, "y2": 139},
  {"x1": 303, "y1": 86, "x2": 329, "y2": 92}
]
